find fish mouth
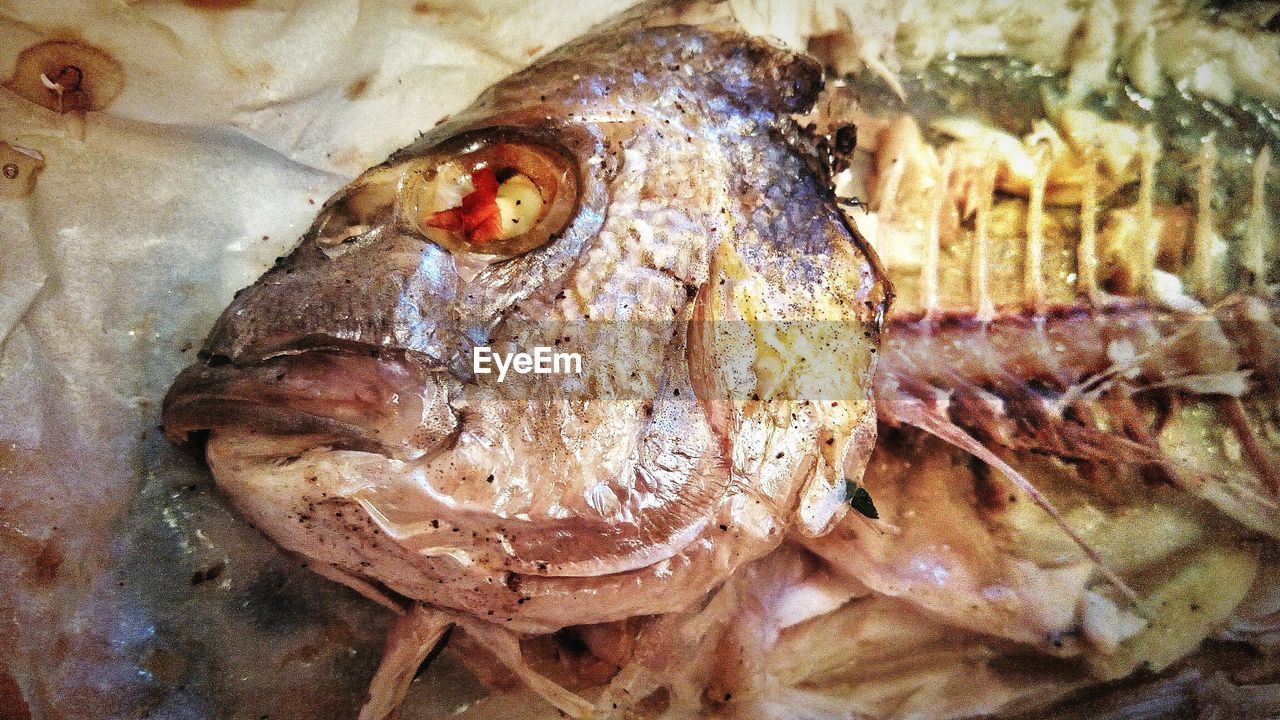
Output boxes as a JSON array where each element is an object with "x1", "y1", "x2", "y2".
[{"x1": 162, "y1": 343, "x2": 444, "y2": 454}]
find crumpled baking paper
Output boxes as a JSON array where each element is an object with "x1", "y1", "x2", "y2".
[{"x1": 0, "y1": 2, "x2": 632, "y2": 718}]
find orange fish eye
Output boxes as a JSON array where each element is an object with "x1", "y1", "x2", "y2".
[{"x1": 408, "y1": 140, "x2": 577, "y2": 257}]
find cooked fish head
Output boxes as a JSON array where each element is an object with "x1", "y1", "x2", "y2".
[{"x1": 163, "y1": 18, "x2": 888, "y2": 630}]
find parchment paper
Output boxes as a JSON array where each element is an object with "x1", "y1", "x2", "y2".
[{"x1": 0, "y1": 3, "x2": 633, "y2": 717}]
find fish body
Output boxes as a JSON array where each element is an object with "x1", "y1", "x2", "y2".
[{"x1": 793, "y1": 46, "x2": 1280, "y2": 713}]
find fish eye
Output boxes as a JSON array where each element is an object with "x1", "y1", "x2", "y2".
[{"x1": 401, "y1": 137, "x2": 577, "y2": 257}]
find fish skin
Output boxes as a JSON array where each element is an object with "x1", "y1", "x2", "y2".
[{"x1": 163, "y1": 18, "x2": 887, "y2": 632}]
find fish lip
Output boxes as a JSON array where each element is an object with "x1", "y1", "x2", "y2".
[{"x1": 162, "y1": 344, "x2": 438, "y2": 452}]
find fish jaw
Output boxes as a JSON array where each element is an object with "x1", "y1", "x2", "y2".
[{"x1": 162, "y1": 347, "x2": 458, "y2": 457}]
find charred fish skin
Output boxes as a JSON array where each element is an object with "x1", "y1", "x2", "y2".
[{"x1": 162, "y1": 19, "x2": 887, "y2": 635}]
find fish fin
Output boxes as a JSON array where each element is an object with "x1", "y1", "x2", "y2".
[
  {"x1": 1137, "y1": 369, "x2": 1252, "y2": 396},
  {"x1": 1221, "y1": 396, "x2": 1280, "y2": 496},
  {"x1": 306, "y1": 561, "x2": 405, "y2": 613},
  {"x1": 358, "y1": 604, "x2": 453, "y2": 720},
  {"x1": 1055, "y1": 294, "x2": 1245, "y2": 411},
  {"x1": 887, "y1": 392, "x2": 1146, "y2": 612},
  {"x1": 457, "y1": 617, "x2": 595, "y2": 720}
]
